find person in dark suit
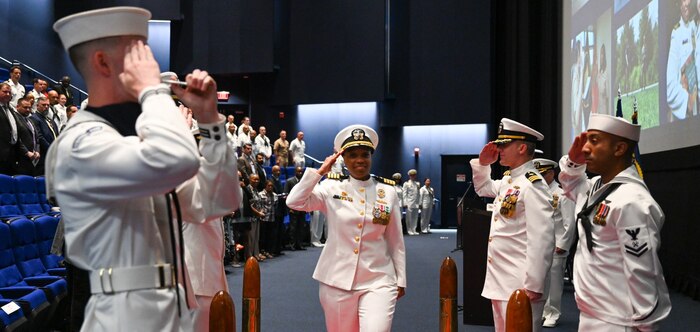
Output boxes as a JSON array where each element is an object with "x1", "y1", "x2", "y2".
[
  {"x1": 270, "y1": 165, "x2": 286, "y2": 255},
  {"x1": 254, "y1": 152, "x2": 267, "y2": 191},
  {"x1": 0, "y1": 83, "x2": 19, "y2": 175},
  {"x1": 237, "y1": 142, "x2": 257, "y2": 180},
  {"x1": 53, "y1": 76, "x2": 74, "y2": 106},
  {"x1": 29, "y1": 96, "x2": 59, "y2": 175},
  {"x1": 14, "y1": 97, "x2": 43, "y2": 176},
  {"x1": 284, "y1": 166, "x2": 307, "y2": 250}
]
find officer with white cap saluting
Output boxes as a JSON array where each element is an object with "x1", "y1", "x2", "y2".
[
  {"x1": 49, "y1": 6, "x2": 240, "y2": 331},
  {"x1": 559, "y1": 113, "x2": 671, "y2": 331},
  {"x1": 286, "y1": 124, "x2": 406, "y2": 332},
  {"x1": 469, "y1": 118, "x2": 555, "y2": 332}
]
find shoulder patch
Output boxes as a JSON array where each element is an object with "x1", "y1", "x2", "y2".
[
  {"x1": 372, "y1": 175, "x2": 396, "y2": 186},
  {"x1": 72, "y1": 125, "x2": 105, "y2": 150},
  {"x1": 326, "y1": 173, "x2": 348, "y2": 181},
  {"x1": 503, "y1": 170, "x2": 511, "y2": 177},
  {"x1": 674, "y1": 22, "x2": 680, "y2": 30},
  {"x1": 525, "y1": 171, "x2": 542, "y2": 183}
]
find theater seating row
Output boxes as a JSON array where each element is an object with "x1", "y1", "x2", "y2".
[
  {"x1": 0, "y1": 215, "x2": 67, "y2": 331},
  {"x1": 0, "y1": 175, "x2": 56, "y2": 219}
]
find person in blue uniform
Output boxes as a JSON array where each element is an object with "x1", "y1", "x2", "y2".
[{"x1": 286, "y1": 124, "x2": 406, "y2": 332}]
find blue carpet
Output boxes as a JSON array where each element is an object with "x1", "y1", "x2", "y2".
[{"x1": 225, "y1": 230, "x2": 700, "y2": 331}]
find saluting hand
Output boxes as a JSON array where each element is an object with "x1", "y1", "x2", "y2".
[
  {"x1": 119, "y1": 40, "x2": 161, "y2": 100},
  {"x1": 317, "y1": 149, "x2": 344, "y2": 176},
  {"x1": 172, "y1": 69, "x2": 219, "y2": 124},
  {"x1": 568, "y1": 132, "x2": 587, "y2": 165},
  {"x1": 478, "y1": 142, "x2": 499, "y2": 166}
]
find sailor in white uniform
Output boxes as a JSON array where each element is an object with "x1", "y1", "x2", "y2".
[
  {"x1": 666, "y1": 0, "x2": 697, "y2": 120},
  {"x1": 470, "y1": 118, "x2": 555, "y2": 332},
  {"x1": 286, "y1": 124, "x2": 406, "y2": 332},
  {"x1": 560, "y1": 114, "x2": 671, "y2": 331},
  {"x1": 402, "y1": 169, "x2": 420, "y2": 235},
  {"x1": 533, "y1": 158, "x2": 576, "y2": 328},
  {"x1": 50, "y1": 7, "x2": 239, "y2": 331}
]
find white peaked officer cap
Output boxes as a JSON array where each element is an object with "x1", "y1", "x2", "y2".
[
  {"x1": 492, "y1": 118, "x2": 544, "y2": 145},
  {"x1": 53, "y1": 7, "x2": 151, "y2": 51},
  {"x1": 407, "y1": 169, "x2": 417, "y2": 176},
  {"x1": 532, "y1": 158, "x2": 558, "y2": 173},
  {"x1": 334, "y1": 124, "x2": 379, "y2": 153},
  {"x1": 587, "y1": 113, "x2": 641, "y2": 142},
  {"x1": 392, "y1": 173, "x2": 402, "y2": 180}
]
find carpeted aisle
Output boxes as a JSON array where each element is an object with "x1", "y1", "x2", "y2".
[{"x1": 224, "y1": 229, "x2": 700, "y2": 331}]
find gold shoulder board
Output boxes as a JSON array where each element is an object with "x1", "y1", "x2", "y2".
[
  {"x1": 372, "y1": 175, "x2": 395, "y2": 186},
  {"x1": 525, "y1": 171, "x2": 542, "y2": 183}
]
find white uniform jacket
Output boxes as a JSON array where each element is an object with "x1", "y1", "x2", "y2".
[
  {"x1": 286, "y1": 169, "x2": 407, "y2": 291},
  {"x1": 470, "y1": 159, "x2": 555, "y2": 300},
  {"x1": 394, "y1": 185, "x2": 403, "y2": 208},
  {"x1": 558, "y1": 156, "x2": 671, "y2": 327},
  {"x1": 667, "y1": 17, "x2": 697, "y2": 119},
  {"x1": 419, "y1": 186, "x2": 434, "y2": 209},
  {"x1": 549, "y1": 181, "x2": 576, "y2": 254},
  {"x1": 402, "y1": 180, "x2": 420, "y2": 209},
  {"x1": 254, "y1": 134, "x2": 272, "y2": 159},
  {"x1": 48, "y1": 93, "x2": 239, "y2": 332}
]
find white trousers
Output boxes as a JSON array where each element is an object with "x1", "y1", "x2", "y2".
[
  {"x1": 542, "y1": 256, "x2": 566, "y2": 321},
  {"x1": 405, "y1": 207, "x2": 419, "y2": 235},
  {"x1": 310, "y1": 211, "x2": 327, "y2": 243},
  {"x1": 491, "y1": 298, "x2": 545, "y2": 332},
  {"x1": 578, "y1": 312, "x2": 659, "y2": 332},
  {"x1": 419, "y1": 205, "x2": 432, "y2": 233},
  {"x1": 319, "y1": 283, "x2": 398, "y2": 332},
  {"x1": 191, "y1": 295, "x2": 213, "y2": 332}
]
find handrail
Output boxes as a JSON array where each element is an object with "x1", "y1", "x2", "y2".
[
  {"x1": 304, "y1": 153, "x2": 323, "y2": 166},
  {"x1": 0, "y1": 56, "x2": 88, "y2": 98}
]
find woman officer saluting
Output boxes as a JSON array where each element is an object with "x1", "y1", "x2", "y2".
[{"x1": 286, "y1": 124, "x2": 406, "y2": 332}]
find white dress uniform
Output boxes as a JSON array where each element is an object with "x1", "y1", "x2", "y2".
[
  {"x1": 559, "y1": 159, "x2": 671, "y2": 330},
  {"x1": 254, "y1": 134, "x2": 272, "y2": 165},
  {"x1": 419, "y1": 185, "x2": 434, "y2": 233},
  {"x1": 470, "y1": 160, "x2": 555, "y2": 332},
  {"x1": 666, "y1": 16, "x2": 697, "y2": 120},
  {"x1": 286, "y1": 125, "x2": 406, "y2": 332},
  {"x1": 47, "y1": 90, "x2": 239, "y2": 331},
  {"x1": 402, "y1": 177, "x2": 420, "y2": 235},
  {"x1": 289, "y1": 137, "x2": 306, "y2": 167},
  {"x1": 5, "y1": 79, "x2": 24, "y2": 109},
  {"x1": 541, "y1": 180, "x2": 576, "y2": 326}
]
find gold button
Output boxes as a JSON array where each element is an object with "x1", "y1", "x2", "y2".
[
  {"x1": 493, "y1": 216, "x2": 498, "y2": 222},
  {"x1": 488, "y1": 237, "x2": 493, "y2": 242},
  {"x1": 354, "y1": 236, "x2": 360, "y2": 242},
  {"x1": 360, "y1": 211, "x2": 365, "y2": 216},
  {"x1": 508, "y1": 179, "x2": 512, "y2": 184},
  {"x1": 360, "y1": 199, "x2": 365, "y2": 204},
  {"x1": 357, "y1": 223, "x2": 363, "y2": 229},
  {"x1": 488, "y1": 257, "x2": 493, "y2": 263},
  {"x1": 359, "y1": 188, "x2": 365, "y2": 192},
  {"x1": 353, "y1": 248, "x2": 359, "y2": 254}
]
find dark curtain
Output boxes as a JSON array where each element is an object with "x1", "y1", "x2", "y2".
[{"x1": 491, "y1": 0, "x2": 562, "y2": 160}]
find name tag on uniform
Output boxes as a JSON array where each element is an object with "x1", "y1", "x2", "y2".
[{"x1": 486, "y1": 203, "x2": 495, "y2": 212}]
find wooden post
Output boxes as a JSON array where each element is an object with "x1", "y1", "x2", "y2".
[
  {"x1": 209, "y1": 290, "x2": 235, "y2": 332},
  {"x1": 439, "y1": 256, "x2": 458, "y2": 332},
  {"x1": 505, "y1": 289, "x2": 532, "y2": 332},
  {"x1": 242, "y1": 256, "x2": 261, "y2": 332}
]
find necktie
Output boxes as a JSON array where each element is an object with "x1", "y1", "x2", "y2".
[
  {"x1": 577, "y1": 181, "x2": 621, "y2": 252},
  {"x1": 24, "y1": 117, "x2": 37, "y2": 151},
  {"x1": 2, "y1": 105, "x2": 17, "y2": 144}
]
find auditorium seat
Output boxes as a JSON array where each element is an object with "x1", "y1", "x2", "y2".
[
  {"x1": 0, "y1": 175, "x2": 23, "y2": 218},
  {"x1": 32, "y1": 216, "x2": 65, "y2": 276},
  {"x1": 0, "y1": 222, "x2": 51, "y2": 321},
  {"x1": 13, "y1": 175, "x2": 45, "y2": 216},
  {"x1": 0, "y1": 297, "x2": 27, "y2": 331},
  {"x1": 7, "y1": 218, "x2": 67, "y2": 303},
  {"x1": 34, "y1": 176, "x2": 55, "y2": 214}
]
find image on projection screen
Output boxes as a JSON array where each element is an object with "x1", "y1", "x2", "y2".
[{"x1": 563, "y1": 0, "x2": 700, "y2": 154}]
